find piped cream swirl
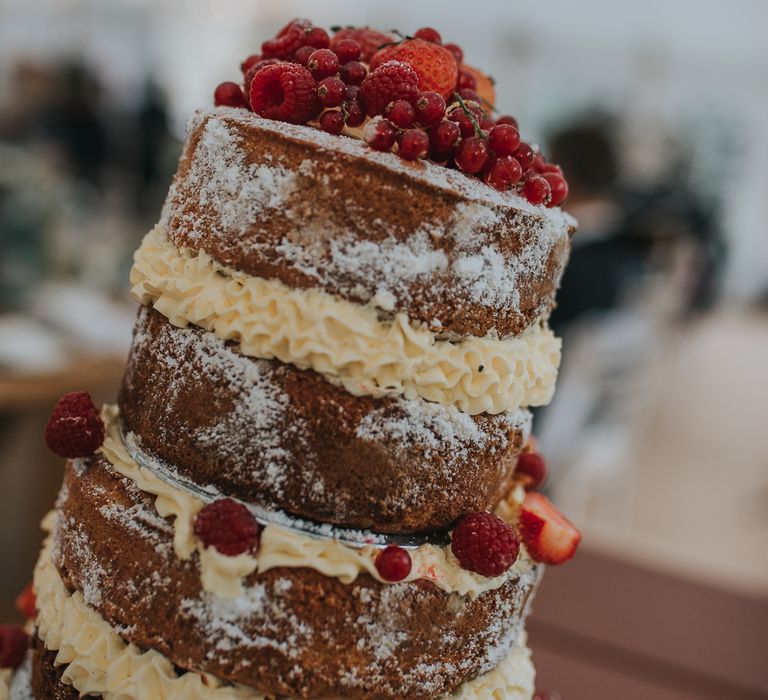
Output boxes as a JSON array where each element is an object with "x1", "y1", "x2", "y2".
[{"x1": 130, "y1": 226, "x2": 560, "y2": 415}]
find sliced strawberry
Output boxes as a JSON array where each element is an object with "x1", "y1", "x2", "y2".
[
  {"x1": 518, "y1": 492, "x2": 580, "y2": 565},
  {"x1": 15, "y1": 583, "x2": 36, "y2": 620}
]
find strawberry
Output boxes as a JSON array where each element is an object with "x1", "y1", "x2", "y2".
[
  {"x1": 518, "y1": 492, "x2": 581, "y2": 565},
  {"x1": 331, "y1": 27, "x2": 394, "y2": 62},
  {"x1": 15, "y1": 583, "x2": 36, "y2": 620},
  {"x1": 370, "y1": 38, "x2": 458, "y2": 100}
]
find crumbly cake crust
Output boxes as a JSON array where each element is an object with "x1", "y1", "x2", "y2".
[
  {"x1": 119, "y1": 306, "x2": 531, "y2": 533},
  {"x1": 52, "y1": 456, "x2": 540, "y2": 699},
  {"x1": 161, "y1": 108, "x2": 573, "y2": 340}
]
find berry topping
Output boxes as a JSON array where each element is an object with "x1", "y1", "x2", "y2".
[
  {"x1": 342, "y1": 97, "x2": 366, "y2": 127},
  {"x1": 0, "y1": 624, "x2": 29, "y2": 670},
  {"x1": 398, "y1": 129, "x2": 430, "y2": 160},
  {"x1": 15, "y1": 583, "x2": 36, "y2": 620},
  {"x1": 44, "y1": 391, "x2": 104, "y2": 458},
  {"x1": 317, "y1": 77, "x2": 345, "y2": 107},
  {"x1": 457, "y1": 69, "x2": 477, "y2": 91},
  {"x1": 455, "y1": 136, "x2": 489, "y2": 174},
  {"x1": 261, "y1": 18, "x2": 312, "y2": 59},
  {"x1": 523, "y1": 175, "x2": 552, "y2": 205},
  {"x1": 515, "y1": 451, "x2": 547, "y2": 490},
  {"x1": 451, "y1": 512, "x2": 520, "y2": 577},
  {"x1": 293, "y1": 45, "x2": 315, "y2": 66},
  {"x1": 414, "y1": 91, "x2": 446, "y2": 126},
  {"x1": 543, "y1": 172, "x2": 569, "y2": 207},
  {"x1": 331, "y1": 27, "x2": 394, "y2": 62},
  {"x1": 194, "y1": 498, "x2": 262, "y2": 556},
  {"x1": 363, "y1": 116, "x2": 398, "y2": 151},
  {"x1": 447, "y1": 106, "x2": 475, "y2": 137},
  {"x1": 360, "y1": 61, "x2": 419, "y2": 116},
  {"x1": 384, "y1": 99, "x2": 416, "y2": 128},
  {"x1": 444, "y1": 43, "x2": 464, "y2": 65},
  {"x1": 414, "y1": 26, "x2": 442, "y2": 44},
  {"x1": 240, "y1": 54, "x2": 262, "y2": 73},
  {"x1": 488, "y1": 124, "x2": 521, "y2": 157},
  {"x1": 302, "y1": 26, "x2": 330, "y2": 50},
  {"x1": 339, "y1": 60, "x2": 367, "y2": 86},
  {"x1": 429, "y1": 119, "x2": 461, "y2": 153},
  {"x1": 514, "y1": 142, "x2": 535, "y2": 170},
  {"x1": 370, "y1": 38, "x2": 458, "y2": 100},
  {"x1": 375, "y1": 545, "x2": 413, "y2": 582},
  {"x1": 461, "y1": 65, "x2": 496, "y2": 107},
  {"x1": 485, "y1": 155, "x2": 523, "y2": 192},
  {"x1": 332, "y1": 38, "x2": 362, "y2": 63},
  {"x1": 307, "y1": 48, "x2": 339, "y2": 79},
  {"x1": 319, "y1": 109, "x2": 345, "y2": 135},
  {"x1": 497, "y1": 114, "x2": 519, "y2": 128},
  {"x1": 518, "y1": 492, "x2": 581, "y2": 565},
  {"x1": 214, "y1": 81, "x2": 246, "y2": 108},
  {"x1": 249, "y1": 63, "x2": 318, "y2": 124}
]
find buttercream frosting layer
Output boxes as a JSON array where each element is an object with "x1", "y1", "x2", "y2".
[
  {"x1": 35, "y1": 515, "x2": 535, "y2": 699},
  {"x1": 131, "y1": 226, "x2": 561, "y2": 415}
]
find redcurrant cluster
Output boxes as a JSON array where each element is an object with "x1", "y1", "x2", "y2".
[{"x1": 213, "y1": 19, "x2": 569, "y2": 207}]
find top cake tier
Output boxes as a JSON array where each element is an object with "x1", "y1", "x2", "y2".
[{"x1": 161, "y1": 108, "x2": 575, "y2": 340}]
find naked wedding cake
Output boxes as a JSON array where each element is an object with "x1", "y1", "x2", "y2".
[{"x1": 1, "y1": 19, "x2": 579, "y2": 700}]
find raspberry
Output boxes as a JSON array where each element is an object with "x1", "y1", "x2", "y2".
[
  {"x1": 523, "y1": 175, "x2": 551, "y2": 205},
  {"x1": 455, "y1": 136, "x2": 489, "y2": 174},
  {"x1": 214, "y1": 82, "x2": 246, "y2": 108},
  {"x1": 319, "y1": 110, "x2": 345, "y2": 135},
  {"x1": 339, "y1": 61, "x2": 367, "y2": 86},
  {"x1": 332, "y1": 38, "x2": 361, "y2": 63},
  {"x1": 249, "y1": 63, "x2": 318, "y2": 124},
  {"x1": 242, "y1": 58, "x2": 282, "y2": 107},
  {"x1": 451, "y1": 512, "x2": 520, "y2": 577},
  {"x1": 0, "y1": 624, "x2": 29, "y2": 670},
  {"x1": 414, "y1": 27, "x2": 442, "y2": 44},
  {"x1": 370, "y1": 38, "x2": 458, "y2": 100},
  {"x1": 331, "y1": 27, "x2": 393, "y2": 62},
  {"x1": 363, "y1": 116, "x2": 397, "y2": 151},
  {"x1": 261, "y1": 18, "x2": 311, "y2": 59},
  {"x1": 398, "y1": 129, "x2": 429, "y2": 160},
  {"x1": 15, "y1": 583, "x2": 36, "y2": 620},
  {"x1": 543, "y1": 172, "x2": 569, "y2": 207},
  {"x1": 307, "y1": 49, "x2": 339, "y2": 79},
  {"x1": 193, "y1": 498, "x2": 262, "y2": 556},
  {"x1": 516, "y1": 451, "x2": 547, "y2": 489},
  {"x1": 44, "y1": 391, "x2": 104, "y2": 458},
  {"x1": 317, "y1": 77, "x2": 345, "y2": 108},
  {"x1": 384, "y1": 99, "x2": 415, "y2": 128},
  {"x1": 375, "y1": 545, "x2": 412, "y2": 582},
  {"x1": 361, "y1": 61, "x2": 419, "y2": 116},
  {"x1": 414, "y1": 91, "x2": 446, "y2": 126}
]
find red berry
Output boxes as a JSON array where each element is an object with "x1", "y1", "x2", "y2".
[
  {"x1": 261, "y1": 18, "x2": 311, "y2": 59},
  {"x1": 319, "y1": 110, "x2": 345, "y2": 135},
  {"x1": 240, "y1": 54, "x2": 261, "y2": 73},
  {"x1": 45, "y1": 391, "x2": 104, "y2": 458},
  {"x1": 363, "y1": 116, "x2": 398, "y2": 151},
  {"x1": 488, "y1": 124, "x2": 521, "y2": 156},
  {"x1": 486, "y1": 156, "x2": 523, "y2": 191},
  {"x1": 543, "y1": 172, "x2": 569, "y2": 207},
  {"x1": 375, "y1": 545, "x2": 412, "y2": 581},
  {"x1": 242, "y1": 58, "x2": 282, "y2": 107},
  {"x1": 451, "y1": 512, "x2": 520, "y2": 577},
  {"x1": 302, "y1": 26, "x2": 330, "y2": 50},
  {"x1": 457, "y1": 69, "x2": 477, "y2": 91},
  {"x1": 384, "y1": 99, "x2": 416, "y2": 128},
  {"x1": 455, "y1": 136, "x2": 489, "y2": 174},
  {"x1": 194, "y1": 498, "x2": 262, "y2": 556},
  {"x1": 496, "y1": 115, "x2": 518, "y2": 128},
  {"x1": 414, "y1": 91, "x2": 446, "y2": 126},
  {"x1": 516, "y1": 452, "x2": 547, "y2": 489},
  {"x1": 331, "y1": 27, "x2": 393, "y2": 62},
  {"x1": 518, "y1": 492, "x2": 581, "y2": 565},
  {"x1": 344, "y1": 84, "x2": 361, "y2": 101},
  {"x1": 15, "y1": 583, "x2": 36, "y2": 620},
  {"x1": 523, "y1": 175, "x2": 551, "y2": 205},
  {"x1": 214, "y1": 81, "x2": 246, "y2": 108},
  {"x1": 293, "y1": 45, "x2": 315, "y2": 65},
  {"x1": 448, "y1": 107, "x2": 475, "y2": 137},
  {"x1": 414, "y1": 27, "x2": 442, "y2": 44},
  {"x1": 539, "y1": 162, "x2": 564, "y2": 175},
  {"x1": 398, "y1": 129, "x2": 430, "y2": 160},
  {"x1": 444, "y1": 43, "x2": 464, "y2": 64},
  {"x1": 458, "y1": 88, "x2": 481, "y2": 104},
  {"x1": 307, "y1": 48, "x2": 339, "y2": 79},
  {"x1": 339, "y1": 60, "x2": 367, "y2": 86},
  {"x1": 333, "y1": 38, "x2": 361, "y2": 63},
  {"x1": 343, "y1": 98, "x2": 366, "y2": 127},
  {"x1": 480, "y1": 115, "x2": 496, "y2": 131},
  {"x1": 360, "y1": 61, "x2": 419, "y2": 116},
  {"x1": 514, "y1": 142, "x2": 535, "y2": 170},
  {"x1": 0, "y1": 624, "x2": 29, "y2": 669},
  {"x1": 317, "y1": 77, "x2": 345, "y2": 107},
  {"x1": 429, "y1": 120, "x2": 461, "y2": 152},
  {"x1": 249, "y1": 63, "x2": 318, "y2": 124}
]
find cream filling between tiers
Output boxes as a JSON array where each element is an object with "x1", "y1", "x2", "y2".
[
  {"x1": 130, "y1": 226, "x2": 561, "y2": 415},
  {"x1": 34, "y1": 519, "x2": 535, "y2": 699},
  {"x1": 0, "y1": 669, "x2": 11, "y2": 700},
  {"x1": 98, "y1": 405, "x2": 533, "y2": 600}
]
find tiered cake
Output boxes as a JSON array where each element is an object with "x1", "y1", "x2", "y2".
[{"x1": 1, "y1": 19, "x2": 579, "y2": 700}]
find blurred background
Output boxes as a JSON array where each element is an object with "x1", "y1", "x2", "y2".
[{"x1": 0, "y1": 1, "x2": 766, "y2": 698}]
